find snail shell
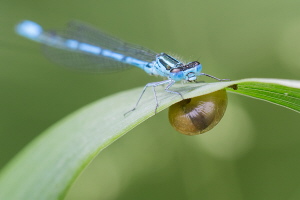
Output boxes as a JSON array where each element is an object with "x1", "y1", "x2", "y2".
[{"x1": 168, "y1": 89, "x2": 228, "y2": 136}]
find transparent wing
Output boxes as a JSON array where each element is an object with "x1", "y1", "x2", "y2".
[{"x1": 42, "y1": 21, "x2": 157, "y2": 72}]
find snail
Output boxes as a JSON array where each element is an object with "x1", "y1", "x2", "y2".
[{"x1": 168, "y1": 89, "x2": 228, "y2": 136}]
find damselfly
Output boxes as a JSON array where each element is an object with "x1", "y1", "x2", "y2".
[{"x1": 16, "y1": 20, "x2": 229, "y2": 115}]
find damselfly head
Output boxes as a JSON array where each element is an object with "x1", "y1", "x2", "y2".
[
  {"x1": 183, "y1": 61, "x2": 202, "y2": 81},
  {"x1": 169, "y1": 61, "x2": 203, "y2": 82}
]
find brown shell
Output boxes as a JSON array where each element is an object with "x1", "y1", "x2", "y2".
[{"x1": 168, "y1": 89, "x2": 228, "y2": 136}]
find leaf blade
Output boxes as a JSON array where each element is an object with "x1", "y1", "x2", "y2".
[
  {"x1": 227, "y1": 79, "x2": 300, "y2": 113},
  {"x1": 0, "y1": 78, "x2": 299, "y2": 199}
]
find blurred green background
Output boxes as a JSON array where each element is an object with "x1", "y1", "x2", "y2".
[{"x1": 0, "y1": 0, "x2": 300, "y2": 199}]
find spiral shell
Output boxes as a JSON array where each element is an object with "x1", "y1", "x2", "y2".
[{"x1": 168, "y1": 89, "x2": 228, "y2": 136}]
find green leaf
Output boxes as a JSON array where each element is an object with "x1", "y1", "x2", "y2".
[
  {"x1": 0, "y1": 78, "x2": 299, "y2": 200},
  {"x1": 227, "y1": 78, "x2": 300, "y2": 113}
]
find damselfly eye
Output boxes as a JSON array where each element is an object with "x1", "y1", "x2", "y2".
[
  {"x1": 168, "y1": 89, "x2": 228, "y2": 136},
  {"x1": 185, "y1": 61, "x2": 200, "y2": 68}
]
